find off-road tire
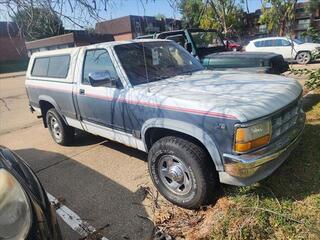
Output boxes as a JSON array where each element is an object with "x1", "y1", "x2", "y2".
[
  {"x1": 46, "y1": 108, "x2": 74, "y2": 145},
  {"x1": 296, "y1": 51, "x2": 311, "y2": 64},
  {"x1": 148, "y1": 136, "x2": 217, "y2": 209}
]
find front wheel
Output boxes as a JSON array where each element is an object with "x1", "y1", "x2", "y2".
[
  {"x1": 148, "y1": 136, "x2": 217, "y2": 209},
  {"x1": 296, "y1": 51, "x2": 311, "y2": 64},
  {"x1": 46, "y1": 108, "x2": 74, "y2": 145}
]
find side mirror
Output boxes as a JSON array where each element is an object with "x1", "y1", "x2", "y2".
[
  {"x1": 185, "y1": 42, "x2": 192, "y2": 53},
  {"x1": 88, "y1": 71, "x2": 115, "y2": 87}
]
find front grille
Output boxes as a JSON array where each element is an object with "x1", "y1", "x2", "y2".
[{"x1": 271, "y1": 99, "x2": 302, "y2": 140}]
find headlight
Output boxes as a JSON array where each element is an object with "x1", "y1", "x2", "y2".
[
  {"x1": 234, "y1": 120, "x2": 271, "y2": 153},
  {"x1": 0, "y1": 169, "x2": 32, "y2": 239}
]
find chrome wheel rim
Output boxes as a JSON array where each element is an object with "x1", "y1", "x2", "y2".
[
  {"x1": 49, "y1": 115, "x2": 62, "y2": 141},
  {"x1": 297, "y1": 52, "x2": 310, "y2": 64},
  {"x1": 158, "y1": 155, "x2": 192, "y2": 195}
]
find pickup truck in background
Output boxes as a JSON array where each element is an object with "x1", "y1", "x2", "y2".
[
  {"x1": 137, "y1": 29, "x2": 289, "y2": 74},
  {"x1": 26, "y1": 39, "x2": 305, "y2": 209}
]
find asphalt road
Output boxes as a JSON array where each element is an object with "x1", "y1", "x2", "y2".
[{"x1": 0, "y1": 74, "x2": 155, "y2": 239}]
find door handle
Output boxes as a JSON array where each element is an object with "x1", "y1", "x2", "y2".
[{"x1": 79, "y1": 89, "x2": 85, "y2": 95}]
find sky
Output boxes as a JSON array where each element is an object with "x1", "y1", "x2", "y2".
[
  {"x1": 96, "y1": 0, "x2": 263, "y2": 22},
  {"x1": 0, "y1": 0, "x2": 265, "y2": 29}
]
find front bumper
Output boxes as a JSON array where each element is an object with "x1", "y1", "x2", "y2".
[{"x1": 219, "y1": 112, "x2": 305, "y2": 186}]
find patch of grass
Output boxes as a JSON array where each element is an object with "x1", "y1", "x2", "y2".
[{"x1": 212, "y1": 97, "x2": 320, "y2": 240}]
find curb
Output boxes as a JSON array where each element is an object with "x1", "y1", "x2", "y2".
[{"x1": 0, "y1": 72, "x2": 26, "y2": 79}]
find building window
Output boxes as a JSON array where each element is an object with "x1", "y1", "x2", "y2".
[
  {"x1": 258, "y1": 24, "x2": 267, "y2": 33},
  {"x1": 297, "y1": 19, "x2": 310, "y2": 29},
  {"x1": 295, "y1": 8, "x2": 305, "y2": 14},
  {"x1": 134, "y1": 21, "x2": 142, "y2": 35}
]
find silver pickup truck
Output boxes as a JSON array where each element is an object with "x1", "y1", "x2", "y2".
[{"x1": 26, "y1": 39, "x2": 305, "y2": 209}]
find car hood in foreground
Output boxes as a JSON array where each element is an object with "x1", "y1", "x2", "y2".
[{"x1": 136, "y1": 70, "x2": 302, "y2": 122}]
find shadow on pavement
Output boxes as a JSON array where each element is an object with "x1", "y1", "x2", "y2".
[
  {"x1": 15, "y1": 148, "x2": 154, "y2": 240},
  {"x1": 101, "y1": 140, "x2": 148, "y2": 162}
]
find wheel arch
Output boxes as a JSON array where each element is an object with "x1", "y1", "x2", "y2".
[
  {"x1": 38, "y1": 95, "x2": 67, "y2": 127},
  {"x1": 295, "y1": 50, "x2": 311, "y2": 59},
  {"x1": 141, "y1": 118, "x2": 223, "y2": 171}
]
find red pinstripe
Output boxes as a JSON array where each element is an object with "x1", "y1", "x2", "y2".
[{"x1": 26, "y1": 83, "x2": 238, "y2": 120}]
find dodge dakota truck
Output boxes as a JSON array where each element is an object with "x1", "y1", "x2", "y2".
[{"x1": 26, "y1": 39, "x2": 305, "y2": 209}]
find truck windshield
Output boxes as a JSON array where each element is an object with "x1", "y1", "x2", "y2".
[
  {"x1": 114, "y1": 41, "x2": 204, "y2": 86},
  {"x1": 190, "y1": 31, "x2": 224, "y2": 49}
]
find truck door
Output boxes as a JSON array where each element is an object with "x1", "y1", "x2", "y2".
[{"x1": 75, "y1": 48, "x2": 126, "y2": 131}]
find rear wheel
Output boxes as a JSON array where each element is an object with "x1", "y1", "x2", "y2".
[
  {"x1": 46, "y1": 108, "x2": 74, "y2": 145},
  {"x1": 296, "y1": 51, "x2": 311, "y2": 64},
  {"x1": 148, "y1": 136, "x2": 217, "y2": 209}
]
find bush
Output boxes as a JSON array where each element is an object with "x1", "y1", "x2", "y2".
[{"x1": 291, "y1": 68, "x2": 320, "y2": 90}]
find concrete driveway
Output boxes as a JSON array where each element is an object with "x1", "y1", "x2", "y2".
[{"x1": 0, "y1": 73, "x2": 155, "y2": 239}]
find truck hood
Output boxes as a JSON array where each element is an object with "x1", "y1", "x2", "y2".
[{"x1": 138, "y1": 70, "x2": 302, "y2": 122}]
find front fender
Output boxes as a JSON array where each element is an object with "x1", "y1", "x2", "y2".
[{"x1": 141, "y1": 118, "x2": 224, "y2": 171}]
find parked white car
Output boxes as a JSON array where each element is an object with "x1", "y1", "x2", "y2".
[{"x1": 246, "y1": 37, "x2": 320, "y2": 64}]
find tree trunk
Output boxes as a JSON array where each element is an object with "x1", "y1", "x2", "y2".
[
  {"x1": 220, "y1": 0, "x2": 228, "y2": 34},
  {"x1": 279, "y1": 19, "x2": 286, "y2": 36}
]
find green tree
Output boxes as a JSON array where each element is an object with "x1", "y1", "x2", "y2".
[
  {"x1": 200, "y1": 0, "x2": 245, "y2": 36},
  {"x1": 259, "y1": 0, "x2": 297, "y2": 36},
  {"x1": 179, "y1": 0, "x2": 204, "y2": 28},
  {"x1": 178, "y1": 0, "x2": 245, "y2": 36},
  {"x1": 13, "y1": 7, "x2": 64, "y2": 41},
  {"x1": 301, "y1": 27, "x2": 320, "y2": 43}
]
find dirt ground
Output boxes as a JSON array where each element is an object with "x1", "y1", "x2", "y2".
[{"x1": 0, "y1": 63, "x2": 319, "y2": 239}]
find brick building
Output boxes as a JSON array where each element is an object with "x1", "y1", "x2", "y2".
[
  {"x1": 96, "y1": 15, "x2": 181, "y2": 40},
  {"x1": 0, "y1": 22, "x2": 27, "y2": 63},
  {"x1": 294, "y1": 2, "x2": 320, "y2": 40},
  {"x1": 244, "y1": 2, "x2": 320, "y2": 41},
  {"x1": 25, "y1": 31, "x2": 114, "y2": 56}
]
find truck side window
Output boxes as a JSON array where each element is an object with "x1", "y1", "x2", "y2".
[
  {"x1": 31, "y1": 55, "x2": 70, "y2": 78},
  {"x1": 32, "y1": 57, "x2": 49, "y2": 77},
  {"x1": 82, "y1": 49, "x2": 119, "y2": 85},
  {"x1": 47, "y1": 55, "x2": 70, "y2": 78}
]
